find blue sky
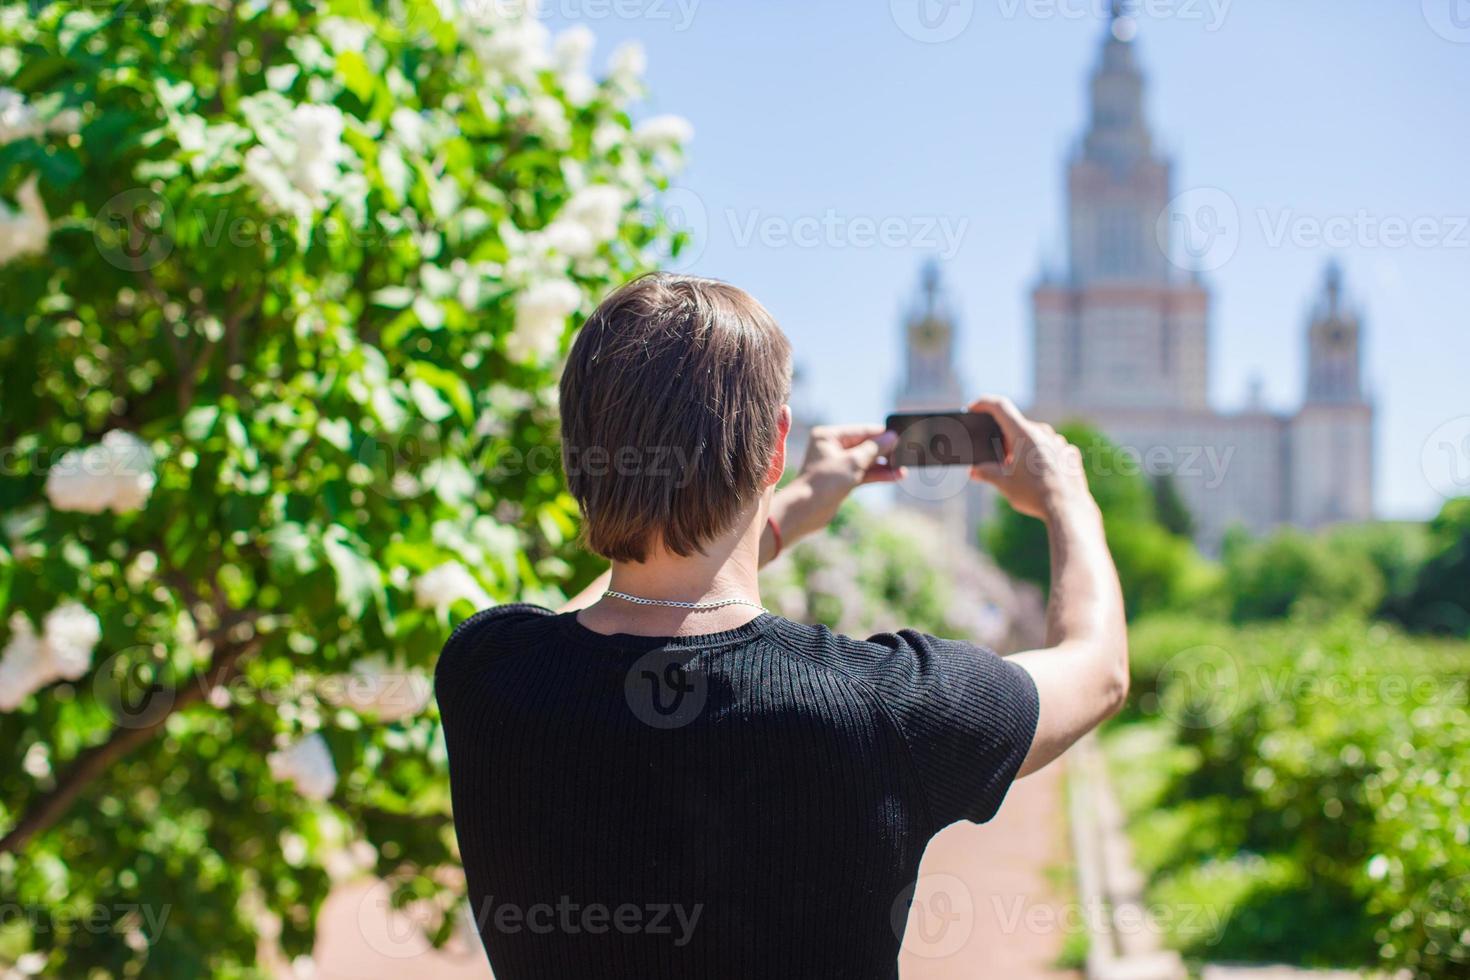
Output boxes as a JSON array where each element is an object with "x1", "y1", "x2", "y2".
[{"x1": 546, "y1": 0, "x2": 1470, "y2": 520}]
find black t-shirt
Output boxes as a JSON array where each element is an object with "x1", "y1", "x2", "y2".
[{"x1": 435, "y1": 604, "x2": 1039, "y2": 980}]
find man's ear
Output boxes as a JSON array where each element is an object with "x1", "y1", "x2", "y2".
[{"x1": 765, "y1": 405, "x2": 792, "y2": 487}]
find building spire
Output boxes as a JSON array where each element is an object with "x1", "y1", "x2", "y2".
[
  {"x1": 1110, "y1": 0, "x2": 1138, "y2": 42},
  {"x1": 1324, "y1": 259, "x2": 1343, "y2": 317},
  {"x1": 1083, "y1": 3, "x2": 1150, "y2": 170},
  {"x1": 920, "y1": 257, "x2": 942, "y2": 312}
]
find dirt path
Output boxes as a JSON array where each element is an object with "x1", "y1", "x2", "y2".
[
  {"x1": 312, "y1": 762, "x2": 1078, "y2": 980},
  {"x1": 898, "y1": 759, "x2": 1080, "y2": 980}
]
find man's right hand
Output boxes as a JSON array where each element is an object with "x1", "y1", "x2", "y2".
[
  {"x1": 964, "y1": 395, "x2": 1128, "y2": 781},
  {"x1": 966, "y1": 395, "x2": 1092, "y2": 520}
]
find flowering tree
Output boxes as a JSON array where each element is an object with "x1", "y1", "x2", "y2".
[{"x1": 0, "y1": 0, "x2": 689, "y2": 973}]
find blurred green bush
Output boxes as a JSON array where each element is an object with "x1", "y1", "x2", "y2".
[
  {"x1": 1114, "y1": 614, "x2": 1469, "y2": 977},
  {"x1": 984, "y1": 423, "x2": 1220, "y2": 619}
]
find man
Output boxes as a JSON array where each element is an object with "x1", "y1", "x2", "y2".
[{"x1": 436, "y1": 273, "x2": 1127, "y2": 979}]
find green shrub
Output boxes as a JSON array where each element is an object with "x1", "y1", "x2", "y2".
[
  {"x1": 985, "y1": 423, "x2": 1216, "y2": 618},
  {"x1": 1116, "y1": 615, "x2": 1470, "y2": 977},
  {"x1": 1395, "y1": 497, "x2": 1470, "y2": 636},
  {"x1": 1325, "y1": 521, "x2": 1433, "y2": 620},
  {"x1": 1221, "y1": 528, "x2": 1384, "y2": 622}
]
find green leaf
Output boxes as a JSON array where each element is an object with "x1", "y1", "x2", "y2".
[
  {"x1": 267, "y1": 522, "x2": 319, "y2": 577},
  {"x1": 336, "y1": 50, "x2": 376, "y2": 104},
  {"x1": 406, "y1": 362, "x2": 472, "y2": 424},
  {"x1": 316, "y1": 417, "x2": 352, "y2": 452},
  {"x1": 182, "y1": 405, "x2": 220, "y2": 441},
  {"x1": 411, "y1": 294, "x2": 444, "y2": 331},
  {"x1": 322, "y1": 526, "x2": 382, "y2": 620},
  {"x1": 407, "y1": 377, "x2": 451, "y2": 422},
  {"x1": 370, "y1": 286, "x2": 415, "y2": 309}
]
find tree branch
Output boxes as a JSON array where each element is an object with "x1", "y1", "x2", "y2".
[{"x1": 0, "y1": 633, "x2": 259, "y2": 856}]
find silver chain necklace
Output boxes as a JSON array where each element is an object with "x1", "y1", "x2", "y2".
[{"x1": 602, "y1": 589, "x2": 768, "y2": 613}]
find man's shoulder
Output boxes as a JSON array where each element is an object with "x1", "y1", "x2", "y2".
[
  {"x1": 434, "y1": 603, "x2": 557, "y2": 684},
  {"x1": 766, "y1": 618, "x2": 981, "y2": 682}
]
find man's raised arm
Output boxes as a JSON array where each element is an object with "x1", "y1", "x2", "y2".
[{"x1": 969, "y1": 396, "x2": 1129, "y2": 778}]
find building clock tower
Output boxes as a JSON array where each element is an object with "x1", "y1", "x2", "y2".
[
  {"x1": 1292, "y1": 262, "x2": 1373, "y2": 526},
  {"x1": 894, "y1": 261, "x2": 979, "y2": 541},
  {"x1": 899, "y1": 260, "x2": 963, "y2": 408}
]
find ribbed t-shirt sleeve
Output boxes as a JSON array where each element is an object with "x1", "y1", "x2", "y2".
[
  {"x1": 864, "y1": 629, "x2": 1040, "y2": 829},
  {"x1": 434, "y1": 602, "x2": 554, "y2": 693}
]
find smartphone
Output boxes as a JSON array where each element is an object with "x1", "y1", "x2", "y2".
[{"x1": 883, "y1": 410, "x2": 1005, "y2": 467}]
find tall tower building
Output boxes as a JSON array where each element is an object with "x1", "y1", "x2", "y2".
[
  {"x1": 1019, "y1": 12, "x2": 1374, "y2": 546},
  {"x1": 1032, "y1": 6, "x2": 1208, "y2": 414},
  {"x1": 1291, "y1": 263, "x2": 1374, "y2": 526},
  {"x1": 894, "y1": 11, "x2": 1375, "y2": 551}
]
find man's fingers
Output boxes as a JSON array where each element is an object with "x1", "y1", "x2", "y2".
[
  {"x1": 845, "y1": 431, "x2": 896, "y2": 473},
  {"x1": 861, "y1": 462, "x2": 905, "y2": 485},
  {"x1": 820, "y1": 423, "x2": 888, "y2": 450},
  {"x1": 968, "y1": 394, "x2": 1028, "y2": 447},
  {"x1": 972, "y1": 461, "x2": 1007, "y2": 486}
]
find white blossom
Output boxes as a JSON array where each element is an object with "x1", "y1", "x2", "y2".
[
  {"x1": 561, "y1": 72, "x2": 597, "y2": 107},
  {"x1": 609, "y1": 42, "x2": 646, "y2": 86},
  {"x1": 317, "y1": 16, "x2": 372, "y2": 55},
  {"x1": 554, "y1": 25, "x2": 596, "y2": 105},
  {"x1": 0, "y1": 604, "x2": 102, "y2": 711},
  {"x1": 553, "y1": 25, "x2": 594, "y2": 73},
  {"x1": 287, "y1": 104, "x2": 347, "y2": 201},
  {"x1": 245, "y1": 103, "x2": 348, "y2": 214},
  {"x1": 508, "y1": 278, "x2": 580, "y2": 363},
  {"x1": 0, "y1": 87, "x2": 41, "y2": 144},
  {"x1": 44, "y1": 429, "x2": 156, "y2": 515},
  {"x1": 413, "y1": 561, "x2": 491, "y2": 611},
  {"x1": 562, "y1": 184, "x2": 626, "y2": 243},
  {"x1": 268, "y1": 733, "x2": 338, "y2": 801},
  {"x1": 592, "y1": 122, "x2": 625, "y2": 155},
  {"x1": 0, "y1": 174, "x2": 49, "y2": 267},
  {"x1": 469, "y1": 8, "x2": 550, "y2": 80},
  {"x1": 388, "y1": 106, "x2": 429, "y2": 156},
  {"x1": 0, "y1": 616, "x2": 48, "y2": 711},
  {"x1": 526, "y1": 93, "x2": 569, "y2": 145},
  {"x1": 536, "y1": 218, "x2": 596, "y2": 259},
  {"x1": 338, "y1": 654, "x2": 432, "y2": 722},
  {"x1": 536, "y1": 184, "x2": 626, "y2": 259},
  {"x1": 634, "y1": 114, "x2": 693, "y2": 152},
  {"x1": 43, "y1": 603, "x2": 102, "y2": 681}
]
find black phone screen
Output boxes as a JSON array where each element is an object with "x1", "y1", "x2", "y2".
[{"x1": 884, "y1": 411, "x2": 1005, "y2": 467}]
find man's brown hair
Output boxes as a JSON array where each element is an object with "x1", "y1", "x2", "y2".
[{"x1": 559, "y1": 273, "x2": 793, "y2": 562}]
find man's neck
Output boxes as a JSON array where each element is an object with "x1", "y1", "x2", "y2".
[{"x1": 577, "y1": 508, "x2": 767, "y2": 637}]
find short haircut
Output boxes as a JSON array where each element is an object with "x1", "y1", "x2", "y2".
[{"x1": 559, "y1": 273, "x2": 793, "y2": 563}]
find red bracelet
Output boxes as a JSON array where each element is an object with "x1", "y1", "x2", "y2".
[{"x1": 766, "y1": 515, "x2": 783, "y2": 561}]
